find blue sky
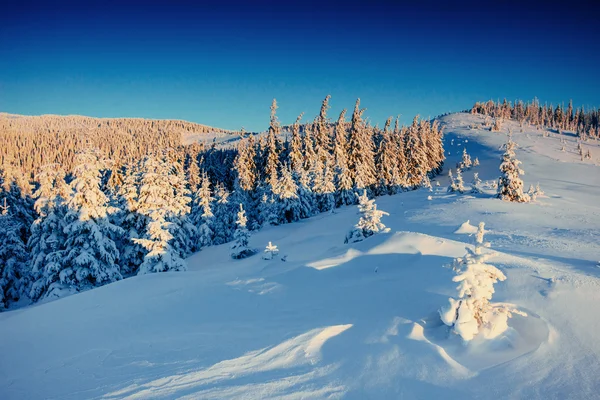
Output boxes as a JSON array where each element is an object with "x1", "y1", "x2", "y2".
[{"x1": 1, "y1": 0, "x2": 598, "y2": 131}]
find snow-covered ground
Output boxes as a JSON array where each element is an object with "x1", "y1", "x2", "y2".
[{"x1": 1, "y1": 113, "x2": 600, "y2": 399}]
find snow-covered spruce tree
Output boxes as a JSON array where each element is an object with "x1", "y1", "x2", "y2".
[
  {"x1": 333, "y1": 109, "x2": 354, "y2": 206},
  {"x1": 347, "y1": 99, "x2": 376, "y2": 193},
  {"x1": 375, "y1": 117, "x2": 400, "y2": 195},
  {"x1": 473, "y1": 157, "x2": 480, "y2": 167},
  {"x1": 0, "y1": 169, "x2": 35, "y2": 244},
  {"x1": 28, "y1": 165, "x2": 70, "y2": 301},
  {"x1": 0, "y1": 205, "x2": 29, "y2": 310},
  {"x1": 270, "y1": 163, "x2": 303, "y2": 224},
  {"x1": 404, "y1": 116, "x2": 429, "y2": 187},
  {"x1": 447, "y1": 168, "x2": 466, "y2": 193},
  {"x1": 133, "y1": 154, "x2": 190, "y2": 274},
  {"x1": 58, "y1": 150, "x2": 123, "y2": 296},
  {"x1": 289, "y1": 114, "x2": 305, "y2": 174},
  {"x1": 296, "y1": 167, "x2": 317, "y2": 219},
  {"x1": 170, "y1": 152, "x2": 197, "y2": 256},
  {"x1": 345, "y1": 190, "x2": 390, "y2": 243},
  {"x1": 497, "y1": 138, "x2": 530, "y2": 202},
  {"x1": 230, "y1": 204, "x2": 256, "y2": 259},
  {"x1": 211, "y1": 182, "x2": 236, "y2": 245},
  {"x1": 439, "y1": 222, "x2": 525, "y2": 341},
  {"x1": 459, "y1": 147, "x2": 472, "y2": 170},
  {"x1": 264, "y1": 99, "x2": 282, "y2": 190},
  {"x1": 191, "y1": 172, "x2": 214, "y2": 249},
  {"x1": 471, "y1": 172, "x2": 482, "y2": 194},
  {"x1": 115, "y1": 162, "x2": 147, "y2": 275},
  {"x1": 312, "y1": 158, "x2": 336, "y2": 213},
  {"x1": 314, "y1": 95, "x2": 333, "y2": 166}
]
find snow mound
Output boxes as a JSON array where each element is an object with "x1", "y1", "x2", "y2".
[{"x1": 454, "y1": 220, "x2": 478, "y2": 234}]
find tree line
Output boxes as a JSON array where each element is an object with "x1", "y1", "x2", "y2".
[
  {"x1": 0, "y1": 96, "x2": 445, "y2": 310},
  {"x1": 471, "y1": 98, "x2": 600, "y2": 139}
]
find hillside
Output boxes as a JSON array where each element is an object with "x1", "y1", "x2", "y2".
[
  {"x1": 0, "y1": 113, "x2": 233, "y2": 173},
  {"x1": 1, "y1": 112, "x2": 599, "y2": 399}
]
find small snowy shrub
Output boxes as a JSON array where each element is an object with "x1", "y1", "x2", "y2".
[
  {"x1": 345, "y1": 190, "x2": 390, "y2": 243},
  {"x1": 439, "y1": 222, "x2": 526, "y2": 342},
  {"x1": 262, "y1": 242, "x2": 279, "y2": 260}
]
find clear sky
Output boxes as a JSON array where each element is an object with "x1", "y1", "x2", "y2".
[{"x1": 1, "y1": 0, "x2": 599, "y2": 131}]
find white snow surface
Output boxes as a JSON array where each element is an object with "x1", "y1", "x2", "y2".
[{"x1": 2, "y1": 113, "x2": 600, "y2": 399}]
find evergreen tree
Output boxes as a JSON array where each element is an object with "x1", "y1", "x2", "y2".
[
  {"x1": 345, "y1": 190, "x2": 390, "y2": 243},
  {"x1": 439, "y1": 222, "x2": 525, "y2": 341},
  {"x1": 497, "y1": 138, "x2": 530, "y2": 202},
  {"x1": 28, "y1": 165, "x2": 69, "y2": 301},
  {"x1": 333, "y1": 109, "x2": 354, "y2": 206},
  {"x1": 348, "y1": 99, "x2": 376, "y2": 192},
  {"x1": 212, "y1": 182, "x2": 236, "y2": 245},
  {"x1": 191, "y1": 172, "x2": 214, "y2": 249},
  {"x1": 230, "y1": 204, "x2": 255, "y2": 259},
  {"x1": 375, "y1": 117, "x2": 400, "y2": 194},
  {"x1": 289, "y1": 114, "x2": 305, "y2": 174},
  {"x1": 59, "y1": 150, "x2": 123, "y2": 296},
  {"x1": 134, "y1": 154, "x2": 189, "y2": 274},
  {"x1": 0, "y1": 204, "x2": 29, "y2": 310}
]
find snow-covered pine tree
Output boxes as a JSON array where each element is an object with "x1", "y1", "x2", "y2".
[
  {"x1": 169, "y1": 153, "x2": 197, "y2": 257},
  {"x1": 348, "y1": 99, "x2": 376, "y2": 193},
  {"x1": 497, "y1": 138, "x2": 530, "y2": 202},
  {"x1": 264, "y1": 99, "x2": 282, "y2": 190},
  {"x1": 471, "y1": 172, "x2": 482, "y2": 193},
  {"x1": 191, "y1": 171, "x2": 215, "y2": 249},
  {"x1": 314, "y1": 95, "x2": 333, "y2": 165},
  {"x1": 447, "y1": 168, "x2": 466, "y2": 193},
  {"x1": 271, "y1": 163, "x2": 303, "y2": 224},
  {"x1": 230, "y1": 204, "x2": 256, "y2": 259},
  {"x1": 439, "y1": 222, "x2": 525, "y2": 341},
  {"x1": 333, "y1": 109, "x2": 354, "y2": 206},
  {"x1": 296, "y1": 167, "x2": 317, "y2": 219},
  {"x1": 289, "y1": 114, "x2": 305, "y2": 174},
  {"x1": 375, "y1": 117, "x2": 400, "y2": 195},
  {"x1": 116, "y1": 162, "x2": 147, "y2": 275},
  {"x1": 0, "y1": 203, "x2": 29, "y2": 310},
  {"x1": 404, "y1": 116, "x2": 428, "y2": 187},
  {"x1": 28, "y1": 165, "x2": 70, "y2": 301},
  {"x1": 133, "y1": 154, "x2": 190, "y2": 274},
  {"x1": 212, "y1": 182, "x2": 236, "y2": 245},
  {"x1": 59, "y1": 149, "x2": 123, "y2": 296},
  {"x1": 312, "y1": 158, "x2": 336, "y2": 213},
  {"x1": 473, "y1": 157, "x2": 480, "y2": 167},
  {"x1": 345, "y1": 190, "x2": 390, "y2": 243},
  {"x1": 0, "y1": 169, "x2": 35, "y2": 244},
  {"x1": 459, "y1": 147, "x2": 472, "y2": 170}
]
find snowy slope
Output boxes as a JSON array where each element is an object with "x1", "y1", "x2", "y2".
[{"x1": 1, "y1": 113, "x2": 600, "y2": 399}]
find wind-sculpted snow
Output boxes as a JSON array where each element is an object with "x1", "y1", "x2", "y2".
[
  {"x1": 103, "y1": 325, "x2": 352, "y2": 399},
  {"x1": 1, "y1": 112, "x2": 599, "y2": 399}
]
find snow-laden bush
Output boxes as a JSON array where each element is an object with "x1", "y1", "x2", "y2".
[
  {"x1": 345, "y1": 190, "x2": 390, "y2": 243},
  {"x1": 439, "y1": 222, "x2": 526, "y2": 342}
]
